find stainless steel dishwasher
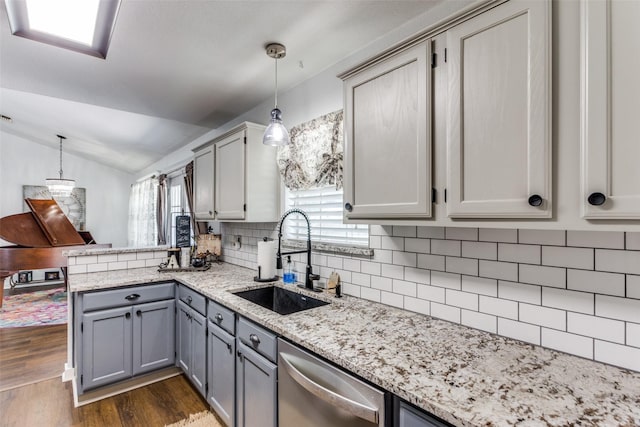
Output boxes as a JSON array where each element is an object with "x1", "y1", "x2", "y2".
[{"x1": 278, "y1": 338, "x2": 387, "y2": 427}]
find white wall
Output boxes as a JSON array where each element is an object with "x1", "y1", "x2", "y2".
[{"x1": 0, "y1": 131, "x2": 133, "y2": 247}]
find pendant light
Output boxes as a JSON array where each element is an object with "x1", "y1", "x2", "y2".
[
  {"x1": 262, "y1": 43, "x2": 290, "y2": 146},
  {"x1": 46, "y1": 134, "x2": 76, "y2": 197}
]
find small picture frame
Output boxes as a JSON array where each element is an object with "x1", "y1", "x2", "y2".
[
  {"x1": 45, "y1": 271, "x2": 60, "y2": 281},
  {"x1": 18, "y1": 271, "x2": 32, "y2": 283}
]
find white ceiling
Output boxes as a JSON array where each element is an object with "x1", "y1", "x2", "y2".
[{"x1": 0, "y1": 0, "x2": 439, "y2": 173}]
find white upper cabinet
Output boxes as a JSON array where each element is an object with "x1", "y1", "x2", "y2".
[
  {"x1": 581, "y1": 0, "x2": 640, "y2": 219},
  {"x1": 193, "y1": 144, "x2": 215, "y2": 220},
  {"x1": 446, "y1": 0, "x2": 552, "y2": 218},
  {"x1": 341, "y1": 41, "x2": 432, "y2": 220},
  {"x1": 214, "y1": 122, "x2": 280, "y2": 222}
]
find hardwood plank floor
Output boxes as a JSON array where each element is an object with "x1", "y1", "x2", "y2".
[{"x1": 0, "y1": 324, "x2": 67, "y2": 391}]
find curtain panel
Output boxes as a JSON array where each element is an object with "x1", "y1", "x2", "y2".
[
  {"x1": 156, "y1": 174, "x2": 167, "y2": 245},
  {"x1": 127, "y1": 177, "x2": 158, "y2": 247},
  {"x1": 184, "y1": 161, "x2": 198, "y2": 239}
]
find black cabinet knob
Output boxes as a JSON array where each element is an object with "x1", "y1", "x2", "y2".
[
  {"x1": 125, "y1": 293, "x2": 140, "y2": 301},
  {"x1": 528, "y1": 194, "x2": 543, "y2": 207},
  {"x1": 249, "y1": 334, "x2": 260, "y2": 345},
  {"x1": 125, "y1": 312, "x2": 131, "y2": 319},
  {"x1": 588, "y1": 192, "x2": 606, "y2": 206},
  {"x1": 136, "y1": 310, "x2": 142, "y2": 317},
  {"x1": 344, "y1": 202, "x2": 353, "y2": 212},
  {"x1": 187, "y1": 295, "x2": 193, "y2": 304},
  {"x1": 215, "y1": 313, "x2": 223, "y2": 322}
]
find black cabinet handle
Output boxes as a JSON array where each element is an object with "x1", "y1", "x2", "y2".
[
  {"x1": 226, "y1": 343, "x2": 232, "y2": 352},
  {"x1": 125, "y1": 294, "x2": 140, "y2": 301},
  {"x1": 528, "y1": 194, "x2": 543, "y2": 207},
  {"x1": 208, "y1": 210, "x2": 212, "y2": 215},
  {"x1": 249, "y1": 334, "x2": 260, "y2": 345},
  {"x1": 125, "y1": 312, "x2": 131, "y2": 319},
  {"x1": 344, "y1": 202, "x2": 353, "y2": 212},
  {"x1": 588, "y1": 192, "x2": 606, "y2": 206},
  {"x1": 215, "y1": 313, "x2": 223, "y2": 322},
  {"x1": 136, "y1": 310, "x2": 142, "y2": 317}
]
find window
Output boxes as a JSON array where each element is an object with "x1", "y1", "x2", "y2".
[
  {"x1": 127, "y1": 177, "x2": 158, "y2": 247},
  {"x1": 167, "y1": 174, "x2": 193, "y2": 247},
  {"x1": 284, "y1": 185, "x2": 368, "y2": 247}
]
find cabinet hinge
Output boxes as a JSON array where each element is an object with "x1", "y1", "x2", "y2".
[
  {"x1": 444, "y1": 48, "x2": 447, "y2": 63},
  {"x1": 432, "y1": 188, "x2": 437, "y2": 204},
  {"x1": 81, "y1": 322, "x2": 83, "y2": 333},
  {"x1": 80, "y1": 374, "x2": 83, "y2": 385},
  {"x1": 431, "y1": 52, "x2": 437, "y2": 68},
  {"x1": 244, "y1": 136, "x2": 247, "y2": 145},
  {"x1": 444, "y1": 189, "x2": 447, "y2": 203}
]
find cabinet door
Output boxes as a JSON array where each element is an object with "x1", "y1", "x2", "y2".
[
  {"x1": 581, "y1": 0, "x2": 640, "y2": 218},
  {"x1": 190, "y1": 310, "x2": 207, "y2": 397},
  {"x1": 208, "y1": 321, "x2": 235, "y2": 427},
  {"x1": 343, "y1": 41, "x2": 431, "y2": 219},
  {"x1": 446, "y1": 0, "x2": 551, "y2": 218},
  {"x1": 176, "y1": 300, "x2": 192, "y2": 374},
  {"x1": 194, "y1": 145, "x2": 215, "y2": 220},
  {"x1": 215, "y1": 131, "x2": 245, "y2": 220},
  {"x1": 132, "y1": 300, "x2": 175, "y2": 376},
  {"x1": 236, "y1": 341, "x2": 277, "y2": 427},
  {"x1": 81, "y1": 306, "x2": 132, "y2": 391}
]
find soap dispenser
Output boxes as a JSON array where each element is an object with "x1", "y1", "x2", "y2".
[{"x1": 283, "y1": 256, "x2": 296, "y2": 284}]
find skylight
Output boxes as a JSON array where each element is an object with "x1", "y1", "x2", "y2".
[
  {"x1": 4, "y1": 0, "x2": 121, "y2": 59},
  {"x1": 26, "y1": 0, "x2": 100, "y2": 46}
]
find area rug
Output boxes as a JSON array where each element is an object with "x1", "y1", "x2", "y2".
[
  {"x1": 165, "y1": 411, "x2": 223, "y2": 427},
  {"x1": 0, "y1": 287, "x2": 67, "y2": 328}
]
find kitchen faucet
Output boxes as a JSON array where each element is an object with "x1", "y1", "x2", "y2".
[{"x1": 276, "y1": 208, "x2": 321, "y2": 291}]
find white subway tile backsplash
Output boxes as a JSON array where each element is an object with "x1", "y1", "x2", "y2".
[
  {"x1": 542, "y1": 246, "x2": 594, "y2": 270},
  {"x1": 371, "y1": 276, "x2": 393, "y2": 292},
  {"x1": 393, "y1": 226, "x2": 417, "y2": 238},
  {"x1": 392, "y1": 251, "x2": 417, "y2": 267},
  {"x1": 393, "y1": 279, "x2": 417, "y2": 297},
  {"x1": 445, "y1": 227, "x2": 478, "y2": 241},
  {"x1": 67, "y1": 257, "x2": 77, "y2": 266},
  {"x1": 626, "y1": 232, "x2": 640, "y2": 250},
  {"x1": 479, "y1": 295, "x2": 518, "y2": 320},
  {"x1": 445, "y1": 256, "x2": 478, "y2": 276},
  {"x1": 417, "y1": 254, "x2": 445, "y2": 271},
  {"x1": 498, "y1": 318, "x2": 540, "y2": 345},
  {"x1": 461, "y1": 310, "x2": 496, "y2": 333},
  {"x1": 369, "y1": 236, "x2": 382, "y2": 249},
  {"x1": 87, "y1": 263, "x2": 108, "y2": 273},
  {"x1": 518, "y1": 264, "x2": 566, "y2": 289},
  {"x1": 373, "y1": 249, "x2": 393, "y2": 264},
  {"x1": 360, "y1": 287, "x2": 380, "y2": 302},
  {"x1": 127, "y1": 260, "x2": 146, "y2": 269},
  {"x1": 117, "y1": 253, "x2": 137, "y2": 262},
  {"x1": 498, "y1": 243, "x2": 541, "y2": 265},
  {"x1": 498, "y1": 281, "x2": 541, "y2": 304},
  {"x1": 417, "y1": 226, "x2": 445, "y2": 239},
  {"x1": 431, "y1": 239, "x2": 461, "y2": 257},
  {"x1": 381, "y1": 236, "x2": 404, "y2": 251},
  {"x1": 431, "y1": 302, "x2": 461, "y2": 323},
  {"x1": 596, "y1": 249, "x2": 640, "y2": 275},
  {"x1": 431, "y1": 271, "x2": 461, "y2": 290},
  {"x1": 595, "y1": 340, "x2": 640, "y2": 372},
  {"x1": 404, "y1": 267, "x2": 430, "y2": 285},
  {"x1": 446, "y1": 289, "x2": 478, "y2": 310},
  {"x1": 462, "y1": 276, "x2": 497, "y2": 297},
  {"x1": 154, "y1": 250, "x2": 168, "y2": 259},
  {"x1": 519, "y1": 303, "x2": 566, "y2": 330},
  {"x1": 76, "y1": 255, "x2": 98, "y2": 265},
  {"x1": 312, "y1": 254, "x2": 328, "y2": 267},
  {"x1": 368, "y1": 225, "x2": 387, "y2": 236},
  {"x1": 381, "y1": 291, "x2": 404, "y2": 309},
  {"x1": 342, "y1": 258, "x2": 361, "y2": 272},
  {"x1": 136, "y1": 251, "x2": 155, "y2": 260},
  {"x1": 404, "y1": 297, "x2": 430, "y2": 316},
  {"x1": 519, "y1": 229, "x2": 565, "y2": 246},
  {"x1": 351, "y1": 272, "x2": 371, "y2": 287},
  {"x1": 627, "y1": 323, "x2": 640, "y2": 348},
  {"x1": 67, "y1": 264, "x2": 87, "y2": 275},
  {"x1": 541, "y1": 329, "x2": 593, "y2": 359},
  {"x1": 567, "y1": 312, "x2": 625, "y2": 343},
  {"x1": 381, "y1": 264, "x2": 404, "y2": 280},
  {"x1": 479, "y1": 260, "x2": 518, "y2": 281},
  {"x1": 628, "y1": 275, "x2": 640, "y2": 299},
  {"x1": 145, "y1": 258, "x2": 161, "y2": 267},
  {"x1": 404, "y1": 238, "x2": 430, "y2": 254},
  {"x1": 417, "y1": 285, "x2": 445, "y2": 303},
  {"x1": 461, "y1": 241, "x2": 497, "y2": 260},
  {"x1": 478, "y1": 228, "x2": 518, "y2": 243},
  {"x1": 542, "y1": 288, "x2": 594, "y2": 315},
  {"x1": 361, "y1": 261, "x2": 381, "y2": 276},
  {"x1": 566, "y1": 269, "x2": 625, "y2": 297},
  {"x1": 108, "y1": 261, "x2": 128, "y2": 271},
  {"x1": 342, "y1": 283, "x2": 361, "y2": 298},
  {"x1": 567, "y1": 231, "x2": 625, "y2": 249},
  {"x1": 97, "y1": 254, "x2": 118, "y2": 263},
  {"x1": 327, "y1": 257, "x2": 343, "y2": 269},
  {"x1": 596, "y1": 295, "x2": 640, "y2": 323}
]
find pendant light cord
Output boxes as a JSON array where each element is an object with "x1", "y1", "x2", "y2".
[
  {"x1": 274, "y1": 57, "x2": 278, "y2": 109},
  {"x1": 58, "y1": 136, "x2": 64, "y2": 179}
]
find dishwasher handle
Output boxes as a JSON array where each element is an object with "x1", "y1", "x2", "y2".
[{"x1": 279, "y1": 352, "x2": 379, "y2": 424}]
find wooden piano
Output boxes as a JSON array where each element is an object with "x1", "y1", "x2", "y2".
[{"x1": 0, "y1": 198, "x2": 111, "y2": 307}]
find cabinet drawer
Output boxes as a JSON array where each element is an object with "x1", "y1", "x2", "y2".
[
  {"x1": 178, "y1": 285, "x2": 206, "y2": 316},
  {"x1": 237, "y1": 317, "x2": 277, "y2": 363},
  {"x1": 82, "y1": 282, "x2": 175, "y2": 312},
  {"x1": 208, "y1": 300, "x2": 235, "y2": 336}
]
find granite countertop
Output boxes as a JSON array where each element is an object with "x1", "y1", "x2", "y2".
[{"x1": 69, "y1": 263, "x2": 640, "y2": 427}]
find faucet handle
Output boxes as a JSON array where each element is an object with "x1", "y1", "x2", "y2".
[{"x1": 309, "y1": 273, "x2": 320, "y2": 281}]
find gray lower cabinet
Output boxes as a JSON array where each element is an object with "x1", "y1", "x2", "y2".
[
  {"x1": 80, "y1": 298, "x2": 175, "y2": 392},
  {"x1": 207, "y1": 320, "x2": 235, "y2": 427},
  {"x1": 235, "y1": 340, "x2": 277, "y2": 427},
  {"x1": 396, "y1": 399, "x2": 451, "y2": 427},
  {"x1": 177, "y1": 299, "x2": 207, "y2": 397}
]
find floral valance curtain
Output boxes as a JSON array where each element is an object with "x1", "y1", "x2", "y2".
[{"x1": 276, "y1": 109, "x2": 343, "y2": 190}]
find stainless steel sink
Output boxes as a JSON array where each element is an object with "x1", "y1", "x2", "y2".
[{"x1": 233, "y1": 286, "x2": 329, "y2": 315}]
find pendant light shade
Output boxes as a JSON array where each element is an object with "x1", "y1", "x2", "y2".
[
  {"x1": 263, "y1": 43, "x2": 290, "y2": 146},
  {"x1": 46, "y1": 135, "x2": 76, "y2": 198}
]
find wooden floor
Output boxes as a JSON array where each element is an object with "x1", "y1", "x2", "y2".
[{"x1": 0, "y1": 310, "x2": 210, "y2": 426}]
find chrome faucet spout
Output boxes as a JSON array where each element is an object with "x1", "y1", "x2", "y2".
[{"x1": 276, "y1": 208, "x2": 319, "y2": 291}]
